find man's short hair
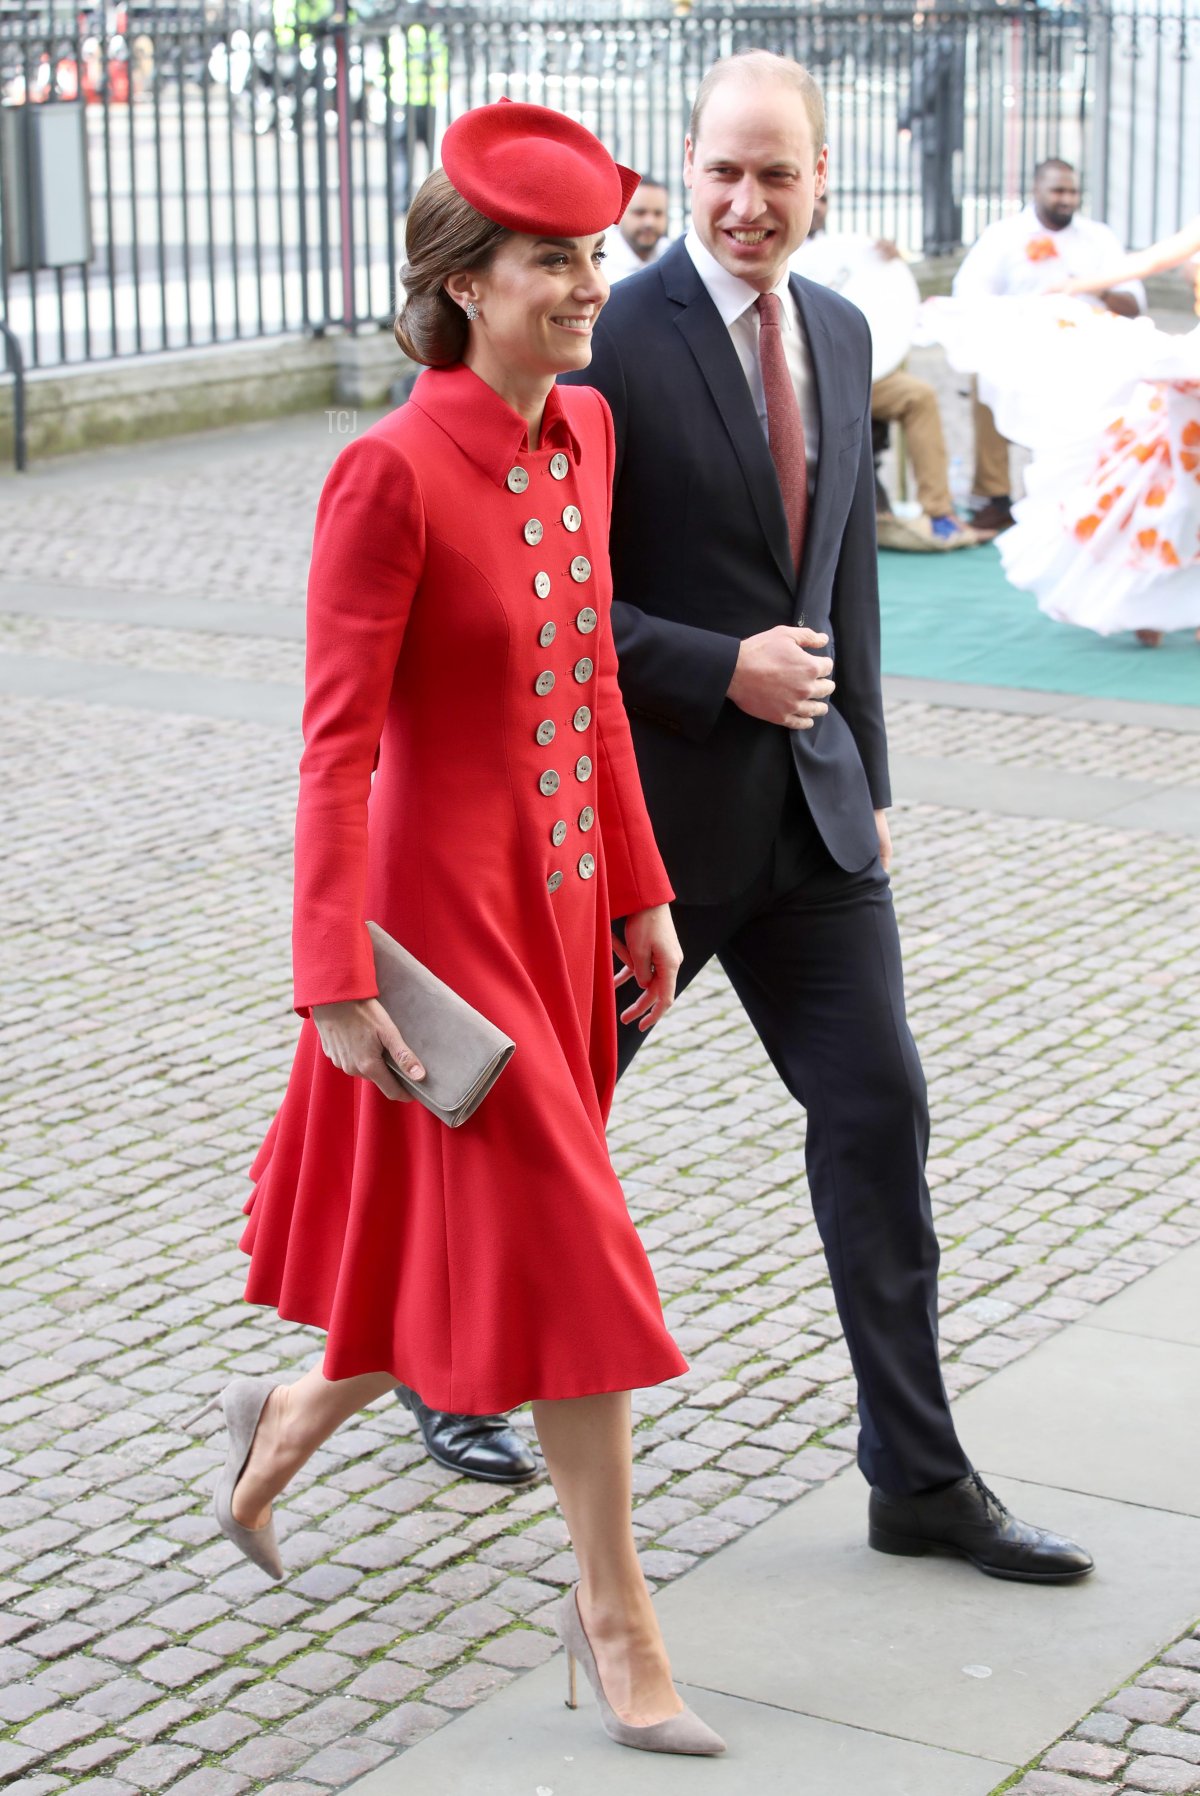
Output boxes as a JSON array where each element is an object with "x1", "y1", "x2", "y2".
[
  {"x1": 1033, "y1": 157, "x2": 1076, "y2": 181},
  {"x1": 636, "y1": 176, "x2": 669, "y2": 193},
  {"x1": 689, "y1": 51, "x2": 827, "y2": 163}
]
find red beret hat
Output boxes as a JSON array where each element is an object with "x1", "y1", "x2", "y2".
[{"x1": 441, "y1": 100, "x2": 641, "y2": 236}]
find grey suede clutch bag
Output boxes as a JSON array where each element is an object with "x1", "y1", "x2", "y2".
[{"x1": 367, "y1": 921, "x2": 515, "y2": 1128}]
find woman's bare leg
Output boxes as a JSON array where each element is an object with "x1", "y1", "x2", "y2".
[
  {"x1": 532, "y1": 1391, "x2": 682, "y2": 1728},
  {"x1": 232, "y1": 1367, "x2": 397, "y2": 1528}
]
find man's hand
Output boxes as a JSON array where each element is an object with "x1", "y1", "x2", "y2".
[
  {"x1": 875, "y1": 809, "x2": 893, "y2": 873},
  {"x1": 613, "y1": 905, "x2": 683, "y2": 1032},
  {"x1": 874, "y1": 238, "x2": 901, "y2": 262},
  {"x1": 1099, "y1": 289, "x2": 1140, "y2": 320},
  {"x1": 727, "y1": 625, "x2": 835, "y2": 729},
  {"x1": 312, "y1": 997, "x2": 424, "y2": 1100}
]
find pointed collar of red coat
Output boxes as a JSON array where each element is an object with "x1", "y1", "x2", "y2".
[{"x1": 408, "y1": 362, "x2": 582, "y2": 486}]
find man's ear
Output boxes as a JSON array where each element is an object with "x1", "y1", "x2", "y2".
[{"x1": 683, "y1": 136, "x2": 695, "y2": 190}]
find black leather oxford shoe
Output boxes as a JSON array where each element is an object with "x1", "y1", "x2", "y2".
[
  {"x1": 868, "y1": 1472, "x2": 1094, "y2": 1583},
  {"x1": 397, "y1": 1387, "x2": 539, "y2": 1486}
]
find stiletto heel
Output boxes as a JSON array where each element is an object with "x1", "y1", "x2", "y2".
[
  {"x1": 553, "y1": 1583, "x2": 725, "y2": 1757},
  {"x1": 191, "y1": 1377, "x2": 285, "y2": 1582},
  {"x1": 184, "y1": 1396, "x2": 222, "y2": 1430}
]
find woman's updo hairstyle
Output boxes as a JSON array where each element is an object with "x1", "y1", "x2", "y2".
[{"x1": 395, "y1": 170, "x2": 512, "y2": 367}]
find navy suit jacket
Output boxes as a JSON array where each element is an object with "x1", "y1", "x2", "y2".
[{"x1": 561, "y1": 237, "x2": 890, "y2": 907}]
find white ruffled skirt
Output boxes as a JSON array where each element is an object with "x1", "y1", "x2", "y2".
[{"x1": 921, "y1": 296, "x2": 1200, "y2": 636}]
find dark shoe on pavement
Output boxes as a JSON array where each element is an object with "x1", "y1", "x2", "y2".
[
  {"x1": 970, "y1": 497, "x2": 1016, "y2": 534},
  {"x1": 868, "y1": 1472, "x2": 1094, "y2": 1583},
  {"x1": 397, "y1": 1386, "x2": 539, "y2": 1485}
]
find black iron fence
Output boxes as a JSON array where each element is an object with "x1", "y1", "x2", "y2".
[{"x1": 0, "y1": 0, "x2": 1197, "y2": 372}]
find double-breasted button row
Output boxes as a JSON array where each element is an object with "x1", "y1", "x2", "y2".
[
  {"x1": 547, "y1": 805, "x2": 596, "y2": 891},
  {"x1": 550, "y1": 807, "x2": 593, "y2": 843},
  {"x1": 538, "y1": 759, "x2": 590, "y2": 800},
  {"x1": 536, "y1": 570, "x2": 593, "y2": 603}
]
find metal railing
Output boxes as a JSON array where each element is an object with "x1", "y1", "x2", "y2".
[{"x1": 0, "y1": 0, "x2": 1197, "y2": 372}]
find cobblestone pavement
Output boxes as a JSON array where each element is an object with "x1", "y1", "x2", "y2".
[
  {"x1": 1007, "y1": 1619, "x2": 1200, "y2": 1795},
  {"x1": 1, "y1": 419, "x2": 1199, "y2": 1796}
]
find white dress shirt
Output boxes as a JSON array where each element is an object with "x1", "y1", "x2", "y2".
[
  {"x1": 685, "y1": 227, "x2": 820, "y2": 483},
  {"x1": 952, "y1": 205, "x2": 1146, "y2": 311}
]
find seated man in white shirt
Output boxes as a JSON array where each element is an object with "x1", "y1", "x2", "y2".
[
  {"x1": 952, "y1": 157, "x2": 1146, "y2": 532},
  {"x1": 792, "y1": 193, "x2": 981, "y2": 548},
  {"x1": 603, "y1": 176, "x2": 671, "y2": 282}
]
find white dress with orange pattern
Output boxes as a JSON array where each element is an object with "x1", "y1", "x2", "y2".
[{"x1": 922, "y1": 289, "x2": 1200, "y2": 636}]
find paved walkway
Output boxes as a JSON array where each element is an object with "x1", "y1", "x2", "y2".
[{"x1": 0, "y1": 413, "x2": 1197, "y2": 1796}]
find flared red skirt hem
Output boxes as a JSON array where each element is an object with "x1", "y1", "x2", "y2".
[{"x1": 240, "y1": 1284, "x2": 688, "y2": 1415}]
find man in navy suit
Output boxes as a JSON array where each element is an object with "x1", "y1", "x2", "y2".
[{"x1": 565, "y1": 51, "x2": 1093, "y2": 1581}]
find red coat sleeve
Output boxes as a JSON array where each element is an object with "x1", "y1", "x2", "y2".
[
  {"x1": 590, "y1": 391, "x2": 675, "y2": 921},
  {"x1": 292, "y1": 433, "x2": 425, "y2": 1014}
]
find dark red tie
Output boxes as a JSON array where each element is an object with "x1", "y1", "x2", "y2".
[{"x1": 755, "y1": 291, "x2": 808, "y2": 573}]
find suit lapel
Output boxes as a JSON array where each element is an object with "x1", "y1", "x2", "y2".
[
  {"x1": 663, "y1": 246, "x2": 795, "y2": 593},
  {"x1": 789, "y1": 274, "x2": 841, "y2": 620}
]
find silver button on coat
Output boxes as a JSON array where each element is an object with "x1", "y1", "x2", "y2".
[
  {"x1": 506, "y1": 467, "x2": 530, "y2": 494},
  {"x1": 551, "y1": 819, "x2": 568, "y2": 847},
  {"x1": 562, "y1": 505, "x2": 582, "y2": 533},
  {"x1": 578, "y1": 853, "x2": 596, "y2": 880},
  {"x1": 536, "y1": 720, "x2": 556, "y2": 746},
  {"x1": 573, "y1": 705, "x2": 591, "y2": 732},
  {"x1": 570, "y1": 556, "x2": 591, "y2": 583},
  {"x1": 578, "y1": 805, "x2": 595, "y2": 831},
  {"x1": 574, "y1": 657, "x2": 593, "y2": 683},
  {"x1": 539, "y1": 620, "x2": 557, "y2": 648},
  {"x1": 535, "y1": 670, "x2": 555, "y2": 697},
  {"x1": 548, "y1": 870, "x2": 563, "y2": 893},
  {"x1": 575, "y1": 755, "x2": 593, "y2": 782},
  {"x1": 524, "y1": 519, "x2": 544, "y2": 546},
  {"x1": 576, "y1": 606, "x2": 597, "y2": 634},
  {"x1": 534, "y1": 571, "x2": 552, "y2": 599},
  {"x1": 549, "y1": 452, "x2": 570, "y2": 480},
  {"x1": 539, "y1": 769, "x2": 561, "y2": 796}
]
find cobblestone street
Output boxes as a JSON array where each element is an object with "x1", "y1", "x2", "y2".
[{"x1": 1, "y1": 415, "x2": 1198, "y2": 1796}]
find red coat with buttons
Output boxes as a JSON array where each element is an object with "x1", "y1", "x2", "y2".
[{"x1": 240, "y1": 364, "x2": 686, "y2": 1413}]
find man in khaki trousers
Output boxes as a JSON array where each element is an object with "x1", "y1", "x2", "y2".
[{"x1": 792, "y1": 193, "x2": 982, "y2": 548}]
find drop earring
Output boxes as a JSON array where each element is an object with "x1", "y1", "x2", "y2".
[{"x1": 465, "y1": 302, "x2": 478, "y2": 322}]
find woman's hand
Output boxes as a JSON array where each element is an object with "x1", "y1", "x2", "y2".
[
  {"x1": 613, "y1": 905, "x2": 683, "y2": 1032},
  {"x1": 311, "y1": 998, "x2": 425, "y2": 1101}
]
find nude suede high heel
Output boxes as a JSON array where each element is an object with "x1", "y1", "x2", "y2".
[
  {"x1": 554, "y1": 1584, "x2": 726, "y2": 1757},
  {"x1": 188, "y1": 1378, "x2": 284, "y2": 1582}
]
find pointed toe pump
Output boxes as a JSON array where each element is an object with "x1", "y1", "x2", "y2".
[
  {"x1": 189, "y1": 1378, "x2": 284, "y2": 1582},
  {"x1": 554, "y1": 1584, "x2": 726, "y2": 1757}
]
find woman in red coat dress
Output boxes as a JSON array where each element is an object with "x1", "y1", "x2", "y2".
[{"x1": 198, "y1": 104, "x2": 724, "y2": 1757}]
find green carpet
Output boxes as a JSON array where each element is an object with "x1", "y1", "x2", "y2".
[{"x1": 878, "y1": 544, "x2": 1200, "y2": 707}]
